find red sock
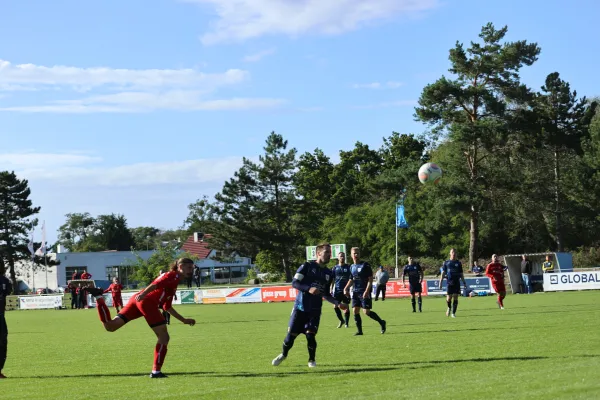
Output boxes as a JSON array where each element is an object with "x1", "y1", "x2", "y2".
[
  {"x1": 153, "y1": 343, "x2": 168, "y2": 372},
  {"x1": 96, "y1": 298, "x2": 111, "y2": 323},
  {"x1": 498, "y1": 295, "x2": 504, "y2": 307}
]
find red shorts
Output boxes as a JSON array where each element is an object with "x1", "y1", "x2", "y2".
[
  {"x1": 493, "y1": 283, "x2": 506, "y2": 293},
  {"x1": 117, "y1": 295, "x2": 165, "y2": 327},
  {"x1": 112, "y1": 295, "x2": 123, "y2": 308}
]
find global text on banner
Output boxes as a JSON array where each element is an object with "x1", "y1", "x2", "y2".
[
  {"x1": 543, "y1": 271, "x2": 600, "y2": 292},
  {"x1": 225, "y1": 287, "x2": 262, "y2": 303},
  {"x1": 261, "y1": 286, "x2": 298, "y2": 302},
  {"x1": 19, "y1": 295, "x2": 63, "y2": 310}
]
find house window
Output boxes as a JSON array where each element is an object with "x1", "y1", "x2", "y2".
[
  {"x1": 105, "y1": 265, "x2": 136, "y2": 288},
  {"x1": 65, "y1": 267, "x2": 87, "y2": 284}
]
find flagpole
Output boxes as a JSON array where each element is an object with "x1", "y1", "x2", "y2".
[
  {"x1": 395, "y1": 197, "x2": 398, "y2": 278},
  {"x1": 28, "y1": 231, "x2": 35, "y2": 294}
]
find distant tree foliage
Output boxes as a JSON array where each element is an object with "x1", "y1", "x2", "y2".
[{"x1": 0, "y1": 171, "x2": 40, "y2": 292}]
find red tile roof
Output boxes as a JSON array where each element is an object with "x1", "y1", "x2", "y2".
[{"x1": 181, "y1": 234, "x2": 213, "y2": 259}]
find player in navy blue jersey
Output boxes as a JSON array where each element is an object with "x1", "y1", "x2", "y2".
[
  {"x1": 272, "y1": 243, "x2": 348, "y2": 368},
  {"x1": 344, "y1": 247, "x2": 386, "y2": 336},
  {"x1": 402, "y1": 257, "x2": 424, "y2": 313},
  {"x1": 439, "y1": 248, "x2": 468, "y2": 318},
  {"x1": 330, "y1": 251, "x2": 351, "y2": 328}
]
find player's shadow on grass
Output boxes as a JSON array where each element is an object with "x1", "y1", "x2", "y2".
[
  {"x1": 19, "y1": 355, "x2": 598, "y2": 380},
  {"x1": 464, "y1": 308, "x2": 592, "y2": 318},
  {"x1": 209, "y1": 319, "x2": 275, "y2": 324},
  {"x1": 385, "y1": 326, "x2": 515, "y2": 335}
]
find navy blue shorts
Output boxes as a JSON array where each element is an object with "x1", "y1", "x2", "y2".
[
  {"x1": 447, "y1": 282, "x2": 461, "y2": 295},
  {"x1": 333, "y1": 292, "x2": 350, "y2": 305},
  {"x1": 351, "y1": 293, "x2": 372, "y2": 309},
  {"x1": 410, "y1": 282, "x2": 422, "y2": 294},
  {"x1": 288, "y1": 309, "x2": 321, "y2": 334}
]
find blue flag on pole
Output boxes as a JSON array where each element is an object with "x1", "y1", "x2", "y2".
[{"x1": 397, "y1": 204, "x2": 409, "y2": 228}]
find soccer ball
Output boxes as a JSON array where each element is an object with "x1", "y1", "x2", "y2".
[{"x1": 418, "y1": 162, "x2": 442, "y2": 185}]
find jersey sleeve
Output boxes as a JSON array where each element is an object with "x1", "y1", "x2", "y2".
[
  {"x1": 153, "y1": 271, "x2": 177, "y2": 289},
  {"x1": 103, "y1": 284, "x2": 113, "y2": 294},
  {"x1": 292, "y1": 263, "x2": 311, "y2": 293},
  {"x1": 364, "y1": 263, "x2": 373, "y2": 277},
  {"x1": 442, "y1": 262, "x2": 448, "y2": 275}
]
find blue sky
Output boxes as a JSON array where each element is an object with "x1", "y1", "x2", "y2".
[{"x1": 0, "y1": 0, "x2": 598, "y2": 245}]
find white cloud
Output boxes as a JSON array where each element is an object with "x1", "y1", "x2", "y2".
[
  {"x1": 0, "y1": 59, "x2": 246, "y2": 91},
  {"x1": 1, "y1": 91, "x2": 287, "y2": 113},
  {"x1": 0, "y1": 153, "x2": 101, "y2": 170},
  {"x1": 8, "y1": 151, "x2": 249, "y2": 187},
  {"x1": 0, "y1": 59, "x2": 286, "y2": 112},
  {"x1": 352, "y1": 81, "x2": 404, "y2": 89},
  {"x1": 351, "y1": 100, "x2": 417, "y2": 109},
  {"x1": 243, "y1": 48, "x2": 276, "y2": 62},
  {"x1": 185, "y1": 0, "x2": 440, "y2": 44}
]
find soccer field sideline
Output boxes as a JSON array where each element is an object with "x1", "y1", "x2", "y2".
[{"x1": 1, "y1": 291, "x2": 600, "y2": 399}]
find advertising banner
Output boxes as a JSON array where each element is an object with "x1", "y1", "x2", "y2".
[
  {"x1": 200, "y1": 288, "x2": 235, "y2": 304},
  {"x1": 371, "y1": 281, "x2": 429, "y2": 298},
  {"x1": 543, "y1": 271, "x2": 600, "y2": 292},
  {"x1": 88, "y1": 291, "x2": 136, "y2": 307},
  {"x1": 225, "y1": 287, "x2": 262, "y2": 303},
  {"x1": 425, "y1": 277, "x2": 494, "y2": 296},
  {"x1": 261, "y1": 286, "x2": 298, "y2": 302},
  {"x1": 179, "y1": 290, "x2": 196, "y2": 304},
  {"x1": 19, "y1": 295, "x2": 63, "y2": 310}
]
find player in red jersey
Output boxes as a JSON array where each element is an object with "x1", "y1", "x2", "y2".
[
  {"x1": 103, "y1": 277, "x2": 124, "y2": 312},
  {"x1": 87, "y1": 258, "x2": 196, "y2": 378},
  {"x1": 485, "y1": 254, "x2": 506, "y2": 309}
]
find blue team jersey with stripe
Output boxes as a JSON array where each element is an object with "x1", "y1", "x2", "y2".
[
  {"x1": 350, "y1": 262, "x2": 373, "y2": 293},
  {"x1": 331, "y1": 264, "x2": 352, "y2": 293},
  {"x1": 443, "y1": 260, "x2": 463, "y2": 284},
  {"x1": 293, "y1": 261, "x2": 333, "y2": 312}
]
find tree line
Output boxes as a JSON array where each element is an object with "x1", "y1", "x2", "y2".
[{"x1": 1, "y1": 23, "x2": 599, "y2": 289}]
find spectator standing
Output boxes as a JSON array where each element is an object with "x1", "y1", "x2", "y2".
[
  {"x1": 542, "y1": 256, "x2": 554, "y2": 273},
  {"x1": 521, "y1": 255, "x2": 533, "y2": 294},
  {"x1": 374, "y1": 266, "x2": 389, "y2": 301},
  {"x1": 1, "y1": 273, "x2": 12, "y2": 378}
]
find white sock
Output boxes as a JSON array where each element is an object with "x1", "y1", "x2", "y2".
[{"x1": 152, "y1": 370, "x2": 160, "y2": 374}]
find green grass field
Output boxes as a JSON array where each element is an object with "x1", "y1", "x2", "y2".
[{"x1": 2, "y1": 291, "x2": 600, "y2": 399}]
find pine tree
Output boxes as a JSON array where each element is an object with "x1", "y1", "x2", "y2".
[
  {"x1": 415, "y1": 23, "x2": 541, "y2": 266},
  {"x1": 0, "y1": 171, "x2": 40, "y2": 292}
]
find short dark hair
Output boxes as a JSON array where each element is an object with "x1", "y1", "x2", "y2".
[{"x1": 316, "y1": 243, "x2": 331, "y2": 253}]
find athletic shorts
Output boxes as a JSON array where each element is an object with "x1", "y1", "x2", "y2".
[
  {"x1": 112, "y1": 295, "x2": 123, "y2": 308},
  {"x1": 351, "y1": 293, "x2": 372, "y2": 309},
  {"x1": 117, "y1": 295, "x2": 166, "y2": 328},
  {"x1": 409, "y1": 282, "x2": 422, "y2": 294},
  {"x1": 333, "y1": 292, "x2": 350, "y2": 305},
  {"x1": 492, "y1": 283, "x2": 506, "y2": 293},
  {"x1": 447, "y1": 282, "x2": 461, "y2": 295},
  {"x1": 288, "y1": 309, "x2": 321, "y2": 334}
]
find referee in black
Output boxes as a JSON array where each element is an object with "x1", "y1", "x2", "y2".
[{"x1": 0, "y1": 272, "x2": 12, "y2": 379}]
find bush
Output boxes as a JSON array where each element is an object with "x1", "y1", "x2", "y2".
[{"x1": 572, "y1": 246, "x2": 600, "y2": 269}]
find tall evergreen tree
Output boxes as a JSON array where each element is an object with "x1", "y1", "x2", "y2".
[
  {"x1": 253, "y1": 132, "x2": 298, "y2": 281},
  {"x1": 213, "y1": 132, "x2": 299, "y2": 280},
  {"x1": 415, "y1": 23, "x2": 541, "y2": 266},
  {"x1": 532, "y1": 72, "x2": 597, "y2": 250},
  {"x1": 0, "y1": 171, "x2": 40, "y2": 292}
]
